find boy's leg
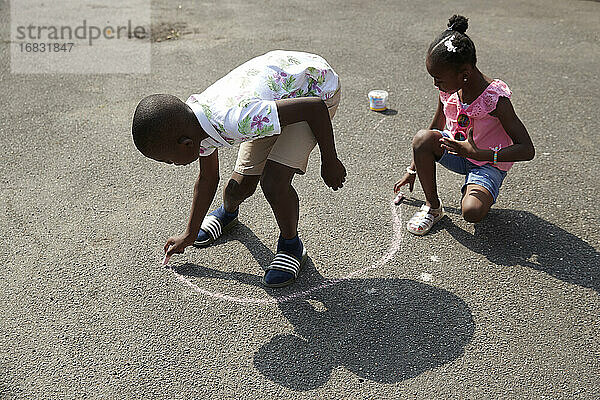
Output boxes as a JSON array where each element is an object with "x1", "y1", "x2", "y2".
[
  {"x1": 260, "y1": 160, "x2": 308, "y2": 287},
  {"x1": 461, "y1": 184, "x2": 494, "y2": 223},
  {"x1": 251, "y1": 86, "x2": 340, "y2": 286},
  {"x1": 412, "y1": 129, "x2": 445, "y2": 209},
  {"x1": 260, "y1": 160, "x2": 298, "y2": 239},
  {"x1": 195, "y1": 169, "x2": 261, "y2": 247},
  {"x1": 223, "y1": 172, "x2": 260, "y2": 213}
]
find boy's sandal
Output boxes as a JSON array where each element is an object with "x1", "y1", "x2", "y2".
[
  {"x1": 193, "y1": 214, "x2": 239, "y2": 248},
  {"x1": 407, "y1": 203, "x2": 444, "y2": 236},
  {"x1": 262, "y1": 247, "x2": 308, "y2": 288}
]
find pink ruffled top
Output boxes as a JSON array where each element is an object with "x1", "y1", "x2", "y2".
[{"x1": 440, "y1": 79, "x2": 514, "y2": 171}]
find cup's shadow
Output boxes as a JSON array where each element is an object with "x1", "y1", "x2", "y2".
[
  {"x1": 174, "y1": 223, "x2": 475, "y2": 390},
  {"x1": 375, "y1": 108, "x2": 398, "y2": 116}
]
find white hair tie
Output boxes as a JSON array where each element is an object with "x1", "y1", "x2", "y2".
[
  {"x1": 432, "y1": 34, "x2": 457, "y2": 53},
  {"x1": 444, "y1": 35, "x2": 457, "y2": 52}
]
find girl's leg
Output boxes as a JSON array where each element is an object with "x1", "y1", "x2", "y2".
[
  {"x1": 412, "y1": 129, "x2": 445, "y2": 210},
  {"x1": 461, "y1": 184, "x2": 494, "y2": 223}
]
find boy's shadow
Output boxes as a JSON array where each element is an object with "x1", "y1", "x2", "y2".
[
  {"x1": 442, "y1": 207, "x2": 599, "y2": 292},
  {"x1": 174, "y1": 223, "x2": 474, "y2": 390}
]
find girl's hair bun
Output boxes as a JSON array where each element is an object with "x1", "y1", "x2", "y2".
[{"x1": 448, "y1": 15, "x2": 469, "y2": 34}]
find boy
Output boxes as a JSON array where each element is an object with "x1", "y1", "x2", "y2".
[{"x1": 132, "y1": 50, "x2": 346, "y2": 288}]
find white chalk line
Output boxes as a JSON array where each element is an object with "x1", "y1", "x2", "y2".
[{"x1": 170, "y1": 202, "x2": 405, "y2": 305}]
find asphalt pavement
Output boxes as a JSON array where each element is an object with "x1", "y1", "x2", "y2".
[{"x1": 1, "y1": 0, "x2": 599, "y2": 398}]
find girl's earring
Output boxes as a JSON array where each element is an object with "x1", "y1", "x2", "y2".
[{"x1": 463, "y1": 77, "x2": 468, "y2": 82}]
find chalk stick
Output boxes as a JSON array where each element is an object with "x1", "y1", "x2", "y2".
[{"x1": 393, "y1": 192, "x2": 405, "y2": 205}]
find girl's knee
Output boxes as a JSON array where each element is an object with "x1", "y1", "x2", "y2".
[
  {"x1": 461, "y1": 201, "x2": 489, "y2": 223},
  {"x1": 412, "y1": 129, "x2": 439, "y2": 152},
  {"x1": 462, "y1": 184, "x2": 493, "y2": 223}
]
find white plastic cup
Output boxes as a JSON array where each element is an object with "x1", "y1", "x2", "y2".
[{"x1": 368, "y1": 90, "x2": 388, "y2": 111}]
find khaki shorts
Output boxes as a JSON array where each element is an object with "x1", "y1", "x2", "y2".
[{"x1": 234, "y1": 87, "x2": 341, "y2": 176}]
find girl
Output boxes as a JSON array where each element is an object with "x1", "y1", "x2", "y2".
[{"x1": 394, "y1": 15, "x2": 535, "y2": 235}]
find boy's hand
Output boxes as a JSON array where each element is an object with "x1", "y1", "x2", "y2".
[
  {"x1": 394, "y1": 172, "x2": 416, "y2": 193},
  {"x1": 276, "y1": 97, "x2": 346, "y2": 190},
  {"x1": 321, "y1": 157, "x2": 347, "y2": 190},
  {"x1": 164, "y1": 232, "x2": 197, "y2": 258}
]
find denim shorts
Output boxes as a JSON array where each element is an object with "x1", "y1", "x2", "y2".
[{"x1": 435, "y1": 130, "x2": 507, "y2": 203}]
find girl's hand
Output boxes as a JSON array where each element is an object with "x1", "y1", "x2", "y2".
[
  {"x1": 439, "y1": 128, "x2": 482, "y2": 159},
  {"x1": 394, "y1": 172, "x2": 416, "y2": 193}
]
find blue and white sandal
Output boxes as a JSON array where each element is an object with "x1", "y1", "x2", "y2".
[
  {"x1": 194, "y1": 206, "x2": 239, "y2": 248},
  {"x1": 263, "y1": 246, "x2": 308, "y2": 288}
]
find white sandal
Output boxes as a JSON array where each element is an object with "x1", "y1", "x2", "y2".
[{"x1": 407, "y1": 202, "x2": 444, "y2": 236}]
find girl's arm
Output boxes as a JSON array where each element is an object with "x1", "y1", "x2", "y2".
[
  {"x1": 395, "y1": 98, "x2": 445, "y2": 193},
  {"x1": 409, "y1": 99, "x2": 445, "y2": 170},
  {"x1": 429, "y1": 98, "x2": 446, "y2": 131},
  {"x1": 440, "y1": 97, "x2": 535, "y2": 162},
  {"x1": 489, "y1": 97, "x2": 535, "y2": 162}
]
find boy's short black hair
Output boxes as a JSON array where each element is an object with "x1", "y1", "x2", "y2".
[
  {"x1": 132, "y1": 94, "x2": 194, "y2": 154},
  {"x1": 428, "y1": 15, "x2": 477, "y2": 69}
]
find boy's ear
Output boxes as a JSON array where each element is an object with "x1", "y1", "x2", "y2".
[{"x1": 177, "y1": 136, "x2": 194, "y2": 147}]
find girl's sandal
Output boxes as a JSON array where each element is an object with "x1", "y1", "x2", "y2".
[{"x1": 407, "y1": 202, "x2": 445, "y2": 236}]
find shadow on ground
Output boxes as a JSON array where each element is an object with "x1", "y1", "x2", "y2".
[
  {"x1": 174, "y1": 223, "x2": 475, "y2": 390},
  {"x1": 403, "y1": 198, "x2": 599, "y2": 292},
  {"x1": 446, "y1": 207, "x2": 598, "y2": 292},
  {"x1": 374, "y1": 108, "x2": 398, "y2": 116}
]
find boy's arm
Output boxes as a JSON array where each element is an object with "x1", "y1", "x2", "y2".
[
  {"x1": 275, "y1": 97, "x2": 346, "y2": 190},
  {"x1": 164, "y1": 150, "x2": 220, "y2": 256}
]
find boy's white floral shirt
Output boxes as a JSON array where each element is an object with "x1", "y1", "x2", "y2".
[{"x1": 185, "y1": 50, "x2": 339, "y2": 156}]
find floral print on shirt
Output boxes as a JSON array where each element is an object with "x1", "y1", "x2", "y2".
[
  {"x1": 238, "y1": 105, "x2": 274, "y2": 137},
  {"x1": 186, "y1": 50, "x2": 339, "y2": 156}
]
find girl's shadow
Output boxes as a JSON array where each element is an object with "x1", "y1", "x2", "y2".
[
  {"x1": 442, "y1": 208, "x2": 599, "y2": 292},
  {"x1": 401, "y1": 198, "x2": 598, "y2": 292},
  {"x1": 174, "y1": 223, "x2": 474, "y2": 390}
]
